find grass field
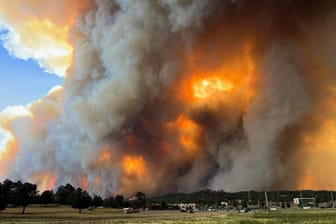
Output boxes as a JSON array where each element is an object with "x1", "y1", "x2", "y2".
[{"x1": 1, "y1": 206, "x2": 336, "y2": 223}]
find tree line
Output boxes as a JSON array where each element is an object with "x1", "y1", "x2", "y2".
[
  {"x1": 0, "y1": 179, "x2": 146, "y2": 213},
  {"x1": 2, "y1": 178, "x2": 336, "y2": 213}
]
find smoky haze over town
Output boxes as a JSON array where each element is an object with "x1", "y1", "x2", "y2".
[{"x1": 0, "y1": 0, "x2": 336, "y2": 198}]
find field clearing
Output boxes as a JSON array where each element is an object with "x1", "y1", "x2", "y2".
[{"x1": 1, "y1": 206, "x2": 336, "y2": 223}]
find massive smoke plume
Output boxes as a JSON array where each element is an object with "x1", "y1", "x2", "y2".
[{"x1": 1, "y1": 0, "x2": 336, "y2": 197}]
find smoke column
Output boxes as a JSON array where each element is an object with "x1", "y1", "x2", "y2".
[{"x1": 1, "y1": 0, "x2": 336, "y2": 196}]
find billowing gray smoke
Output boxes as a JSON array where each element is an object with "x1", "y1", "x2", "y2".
[{"x1": 1, "y1": 0, "x2": 336, "y2": 197}]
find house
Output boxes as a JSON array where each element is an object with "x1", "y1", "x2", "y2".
[
  {"x1": 293, "y1": 198, "x2": 315, "y2": 208},
  {"x1": 178, "y1": 203, "x2": 197, "y2": 212}
]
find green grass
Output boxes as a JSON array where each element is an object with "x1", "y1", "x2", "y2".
[{"x1": 1, "y1": 206, "x2": 336, "y2": 223}]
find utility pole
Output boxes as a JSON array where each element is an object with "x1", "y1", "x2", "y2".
[
  {"x1": 265, "y1": 191, "x2": 269, "y2": 209},
  {"x1": 329, "y1": 185, "x2": 334, "y2": 208},
  {"x1": 299, "y1": 190, "x2": 303, "y2": 208},
  {"x1": 330, "y1": 191, "x2": 334, "y2": 208}
]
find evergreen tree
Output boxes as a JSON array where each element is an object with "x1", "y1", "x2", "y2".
[
  {"x1": 0, "y1": 183, "x2": 8, "y2": 211},
  {"x1": 39, "y1": 190, "x2": 55, "y2": 206},
  {"x1": 71, "y1": 188, "x2": 92, "y2": 213},
  {"x1": 114, "y1": 195, "x2": 124, "y2": 208},
  {"x1": 103, "y1": 196, "x2": 114, "y2": 208},
  {"x1": 55, "y1": 183, "x2": 75, "y2": 205},
  {"x1": 92, "y1": 195, "x2": 103, "y2": 207},
  {"x1": 134, "y1": 192, "x2": 146, "y2": 208},
  {"x1": 12, "y1": 182, "x2": 37, "y2": 214}
]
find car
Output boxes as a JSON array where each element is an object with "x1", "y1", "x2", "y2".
[
  {"x1": 123, "y1": 207, "x2": 140, "y2": 213},
  {"x1": 180, "y1": 207, "x2": 188, "y2": 212},
  {"x1": 237, "y1": 208, "x2": 249, "y2": 213}
]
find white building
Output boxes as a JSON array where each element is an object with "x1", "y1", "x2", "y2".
[{"x1": 293, "y1": 198, "x2": 315, "y2": 207}]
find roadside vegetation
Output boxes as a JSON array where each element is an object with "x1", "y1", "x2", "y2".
[{"x1": 2, "y1": 206, "x2": 336, "y2": 223}]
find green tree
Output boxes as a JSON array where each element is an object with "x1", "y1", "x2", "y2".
[
  {"x1": 114, "y1": 195, "x2": 124, "y2": 208},
  {"x1": 92, "y1": 195, "x2": 103, "y2": 207},
  {"x1": 103, "y1": 196, "x2": 114, "y2": 208},
  {"x1": 39, "y1": 190, "x2": 55, "y2": 206},
  {"x1": 12, "y1": 182, "x2": 37, "y2": 214},
  {"x1": 0, "y1": 179, "x2": 15, "y2": 211},
  {"x1": 134, "y1": 192, "x2": 146, "y2": 209},
  {"x1": 2, "y1": 179, "x2": 14, "y2": 205},
  {"x1": 55, "y1": 183, "x2": 75, "y2": 205},
  {"x1": 0, "y1": 183, "x2": 9, "y2": 211},
  {"x1": 66, "y1": 190, "x2": 78, "y2": 205},
  {"x1": 71, "y1": 188, "x2": 92, "y2": 213}
]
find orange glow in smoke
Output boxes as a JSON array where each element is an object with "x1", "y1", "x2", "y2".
[
  {"x1": 31, "y1": 172, "x2": 57, "y2": 192},
  {"x1": 0, "y1": 138, "x2": 18, "y2": 176},
  {"x1": 299, "y1": 172, "x2": 316, "y2": 189},
  {"x1": 176, "y1": 115, "x2": 201, "y2": 152},
  {"x1": 179, "y1": 44, "x2": 255, "y2": 105},
  {"x1": 193, "y1": 77, "x2": 234, "y2": 99},
  {"x1": 81, "y1": 176, "x2": 88, "y2": 190},
  {"x1": 94, "y1": 177, "x2": 102, "y2": 189},
  {"x1": 119, "y1": 155, "x2": 154, "y2": 195},
  {"x1": 122, "y1": 156, "x2": 146, "y2": 177},
  {"x1": 166, "y1": 115, "x2": 202, "y2": 153},
  {"x1": 98, "y1": 149, "x2": 113, "y2": 164},
  {"x1": 0, "y1": 133, "x2": 14, "y2": 160},
  {"x1": 297, "y1": 118, "x2": 336, "y2": 189},
  {"x1": 23, "y1": 18, "x2": 73, "y2": 72}
]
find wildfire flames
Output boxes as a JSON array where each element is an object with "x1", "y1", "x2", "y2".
[
  {"x1": 1, "y1": 1, "x2": 336, "y2": 196},
  {"x1": 193, "y1": 77, "x2": 234, "y2": 99}
]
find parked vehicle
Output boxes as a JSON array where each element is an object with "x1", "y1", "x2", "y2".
[{"x1": 123, "y1": 207, "x2": 140, "y2": 213}]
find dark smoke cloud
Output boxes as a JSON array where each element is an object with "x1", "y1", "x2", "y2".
[{"x1": 1, "y1": 0, "x2": 336, "y2": 196}]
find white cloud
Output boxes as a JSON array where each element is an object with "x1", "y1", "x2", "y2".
[
  {"x1": 0, "y1": 28, "x2": 69, "y2": 77},
  {"x1": 0, "y1": 105, "x2": 31, "y2": 119}
]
